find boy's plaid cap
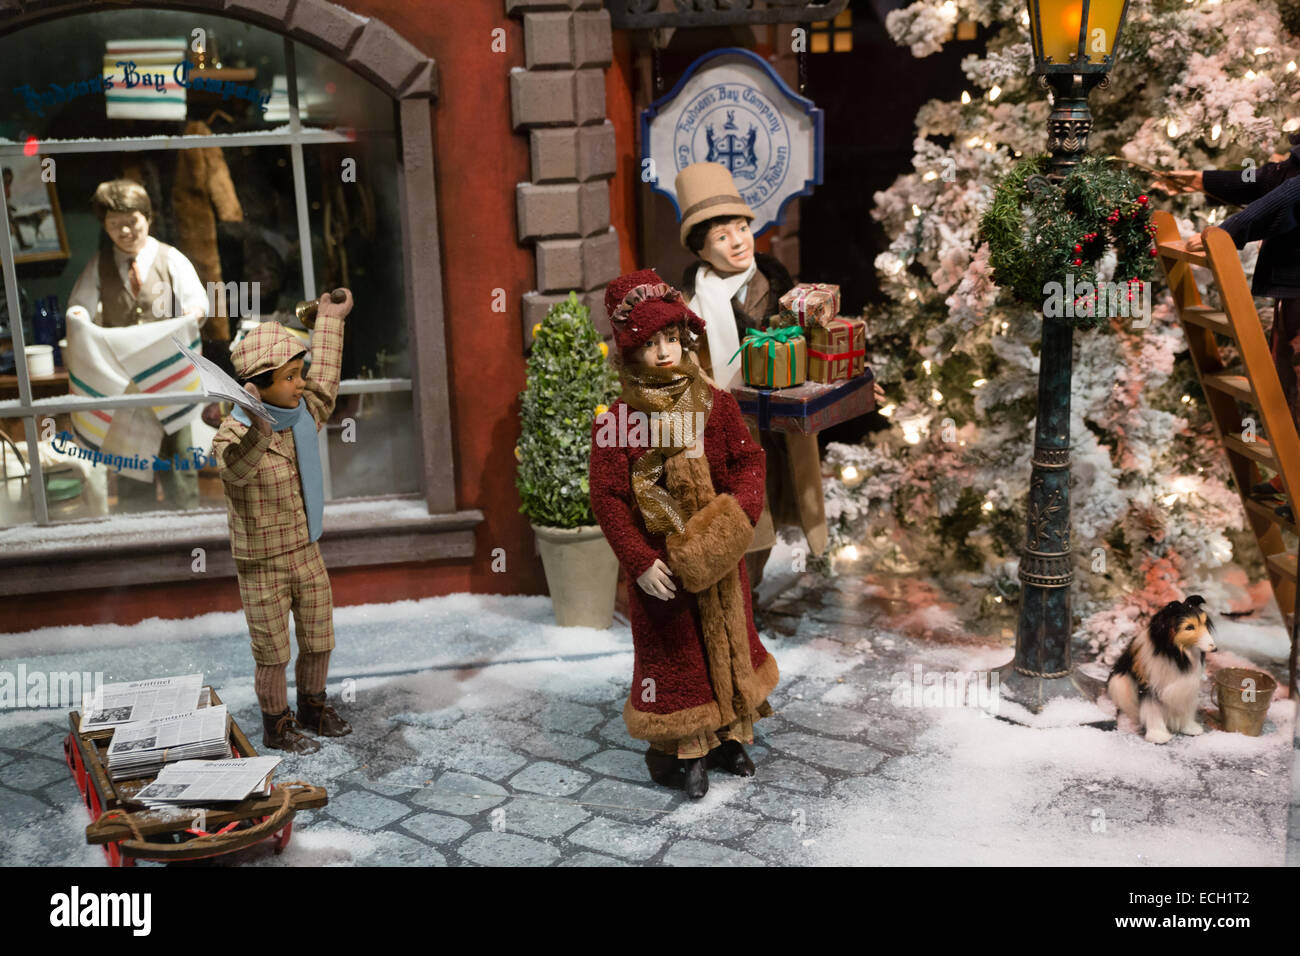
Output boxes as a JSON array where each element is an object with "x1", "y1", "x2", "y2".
[{"x1": 231, "y1": 322, "x2": 304, "y2": 379}]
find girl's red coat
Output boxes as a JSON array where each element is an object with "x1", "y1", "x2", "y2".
[{"x1": 589, "y1": 386, "x2": 773, "y2": 726}]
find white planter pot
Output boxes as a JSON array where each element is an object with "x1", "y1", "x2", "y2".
[{"x1": 531, "y1": 523, "x2": 618, "y2": 629}]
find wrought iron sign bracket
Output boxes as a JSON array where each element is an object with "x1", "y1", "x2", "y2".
[{"x1": 608, "y1": 0, "x2": 850, "y2": 31}]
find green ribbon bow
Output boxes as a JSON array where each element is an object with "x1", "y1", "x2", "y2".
[{"x1": 730, "y1": 325, "x2": 803, "y2": 387}]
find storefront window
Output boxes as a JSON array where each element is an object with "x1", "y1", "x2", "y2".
[{"x1": 0, "y1": 10, "x2": 411, "y2": 527}]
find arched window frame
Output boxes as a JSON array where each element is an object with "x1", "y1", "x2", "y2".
[{"x1": 0, "y1": 0, "x2": 481, "y2": 595}]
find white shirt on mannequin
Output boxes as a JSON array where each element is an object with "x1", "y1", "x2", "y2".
[{"x1": 68, "y1": 235, "x2": 208, "y2": 325}]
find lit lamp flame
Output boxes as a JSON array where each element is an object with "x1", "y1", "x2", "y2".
[{"x1": 1031, "y1": 0, "x2": 1128, "y2": 67}]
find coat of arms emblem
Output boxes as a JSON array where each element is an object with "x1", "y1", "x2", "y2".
[{"x1": 705, "y1": 110, "x2": 760, "y2": 180}]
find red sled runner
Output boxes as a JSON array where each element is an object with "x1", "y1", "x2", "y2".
[{"x1": 63, "y1": 686, "x2": 328, "y2": 867}]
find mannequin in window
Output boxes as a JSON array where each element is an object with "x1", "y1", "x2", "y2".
[{"x1": 67, "y1": 178, "x2": 208, "y2": 511}]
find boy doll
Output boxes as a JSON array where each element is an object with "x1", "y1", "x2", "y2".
[
  {"x1": 589, "y1": 269, "x2": 779, "y2": 799},
  {"x1": 673, "y1": 161, "x2": 826, "y2": 591},
  {"x1": 213, "y1": 290, "x2": 353, "y2": 753}
]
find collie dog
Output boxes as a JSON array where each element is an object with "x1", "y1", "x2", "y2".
[{"x1": 1107, "y1": 595, "x2": 1217, "y2": 743}]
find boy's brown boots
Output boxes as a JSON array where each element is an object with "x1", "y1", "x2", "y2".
[
  {"x1": 262, "y1": 709, "x2": 320, "y2": 754},
  {"x1": 296, "y1": 691, "x2": 352, "y2": 737}
]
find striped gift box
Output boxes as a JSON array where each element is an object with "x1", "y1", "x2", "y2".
[{"x1": 104, "y1": 38, "x2": 188, "y2": 121}]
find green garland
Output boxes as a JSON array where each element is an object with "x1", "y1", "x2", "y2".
[{"x1": 980, "y1": 155, "x2": 1156, "y2": 330}]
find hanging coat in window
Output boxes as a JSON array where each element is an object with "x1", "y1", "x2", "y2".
[{"x1": 172, "y1": 120, "x2": 244, "y2": 342}]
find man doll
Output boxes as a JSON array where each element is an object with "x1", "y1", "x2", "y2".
[
  {"x1": 674, "y1": 161, "x2": 826, "y2": 590},
  {"x1": 213, "y1": 290, "x2": 353, "y2": 754},
  {"x1": 1162, "y1": 137, "x2": 1300, "y2": 513},
  {"x1": 68, "y1": 178, "x2": 209, "y2": 511},
  {"x1": 589, "y1": 269, "x2": 779, "y2": 799}
]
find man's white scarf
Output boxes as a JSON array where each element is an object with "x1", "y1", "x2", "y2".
[{"x1": 688, "y1": 259, "x2": 756, "y2": 390}]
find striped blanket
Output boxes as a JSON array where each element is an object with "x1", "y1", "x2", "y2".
[
  {"x1": 65, "y1": 311, "x2": 202, "y2": 481},
  {"x1": 104, "y1": 38, "x2": 187, "y2": 121}
]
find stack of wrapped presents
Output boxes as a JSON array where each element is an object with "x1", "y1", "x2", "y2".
[{"x1": 730, "y1": 282, "x2": 875, "y2": 435}]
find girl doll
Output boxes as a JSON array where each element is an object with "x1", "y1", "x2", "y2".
[{"x1": 589, "y1": 269, "x2": 779, "y2": 799}]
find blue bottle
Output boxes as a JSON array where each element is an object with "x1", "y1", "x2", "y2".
[
  {"x1": 32, "y1": 295, "x2": 54, "y2": 348},
  {"x1": 48, "y1": 294, "x2": 63, "y2": 367}
]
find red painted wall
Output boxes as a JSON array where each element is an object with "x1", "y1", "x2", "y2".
[
  {"x1": 608, "y1": 29, "x2": 639, "y2": 276},
  {"x1": 6, "y1": 0, "x2": 646, "y2": 631}
]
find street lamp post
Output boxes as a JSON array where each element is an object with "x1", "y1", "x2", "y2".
[{"x1": 1000, "y1": 0, "x2": 1132, "y2": 712}]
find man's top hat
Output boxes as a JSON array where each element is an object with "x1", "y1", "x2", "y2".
[{"x1": 673, "y1": 162, "x2": 755, "y2": 250}]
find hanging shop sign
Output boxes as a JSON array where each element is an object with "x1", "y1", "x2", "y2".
[{"x1": 641, "y1": 47, "x2": 823, "y2": 237}]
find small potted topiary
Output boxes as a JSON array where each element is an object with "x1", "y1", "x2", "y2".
[{"x1": 516, "y1": 291, "x2": 621, "y2": 627}]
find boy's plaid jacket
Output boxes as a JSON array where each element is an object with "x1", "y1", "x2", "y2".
[{"x1": 212, "y1": 314, "x2": 343, "y2": 560}]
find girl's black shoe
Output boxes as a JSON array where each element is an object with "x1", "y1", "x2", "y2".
[
  {"x1": 708, "y1": 739, "x2": 756, "y2": 777},
  {"x1": 644, "y1": 746, "x2": 681, "y2": 786},
  {"x1": 683, "y1": 756, "x2": 709, "y2": 799}
]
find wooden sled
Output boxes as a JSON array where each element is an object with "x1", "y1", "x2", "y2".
[{"x1": 63, "y1": 687, "x2": 328, "y2": 867}]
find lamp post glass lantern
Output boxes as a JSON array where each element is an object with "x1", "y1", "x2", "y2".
[
  {"x1": 1028, "y1": 0, "x2": 1131, "y2": 177},
  {"x1": 1003, "y1": 0, "x2": 1129, "y2": 713},
  {"x1": 1028, "y1": 0, "x2": 1129, "y2": 71}
]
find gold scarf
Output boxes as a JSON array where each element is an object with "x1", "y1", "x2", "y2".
[{"x1": 620, "y1": 361, "x2": 713, "y2": 535}]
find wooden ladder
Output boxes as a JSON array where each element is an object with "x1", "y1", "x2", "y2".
[{"x1": 1154, "y1": 210, "x2": 1299, "y2": 695}]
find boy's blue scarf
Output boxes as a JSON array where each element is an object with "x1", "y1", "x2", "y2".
[{"x1": 233, "y1": 398, "x2": 323, "y2": 543}]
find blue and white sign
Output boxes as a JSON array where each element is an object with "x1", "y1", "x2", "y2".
[{"x1": 641, "y1": 47, "x2": 823, "y2": 237}]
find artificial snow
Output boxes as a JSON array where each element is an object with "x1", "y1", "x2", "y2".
[{"x1": 1, "y1": 589, "x2": 1293, "y2": 866}]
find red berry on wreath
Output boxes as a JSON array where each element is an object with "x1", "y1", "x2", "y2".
[
  {"x1": 1137, "y1": 195, "x2": 1149, "y2": 205},
  {"x1": 1073, "y1": 258, "x2": 1083, "y2": 266},
  {"x1": 1074, "y1": 244, "x2": 1083, "y2": 253}
]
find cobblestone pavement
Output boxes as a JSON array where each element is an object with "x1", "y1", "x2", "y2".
[{"x1": 1, "y1": 573, "x2": 1296, "y2": 866}]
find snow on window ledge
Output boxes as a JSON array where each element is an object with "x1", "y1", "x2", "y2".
[{"x1": 0, "y1": 496, "x2": 478, "y2": 558}]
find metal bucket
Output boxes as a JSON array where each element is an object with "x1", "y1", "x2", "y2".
[{"x1": 1211, "y1": 667, "x2": 1277, "y2": 736}]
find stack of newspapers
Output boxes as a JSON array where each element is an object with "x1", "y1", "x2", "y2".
[
  {"x1": 134, "y1": 756, "x2": 280, "y2": 808},
  {"x1": 79, "y1": 673, "x2": 205, "y2": 732},
  {"x1": 106, "y1": 704, "x2": 232, "y2": 780}
]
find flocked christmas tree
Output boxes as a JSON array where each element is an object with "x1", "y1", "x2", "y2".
[
  {"x1": 824, "y1": 0, "x2": 1300, "y2": 661},
  {"x1": 516, "y1": 292, "x2": 620, "y2": 529}
]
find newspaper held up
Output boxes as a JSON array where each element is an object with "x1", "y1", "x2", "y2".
[{"x1": 171, "y1": 334, "x2": 274, "y2": 423}]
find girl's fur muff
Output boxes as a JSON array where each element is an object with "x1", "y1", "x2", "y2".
[
  {"x1": 605, "y1": 268, "x2": 705, "y2": 352},
  {"x1": 1107, "y1": 595, "x2": 1217, "y2": 744}
]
